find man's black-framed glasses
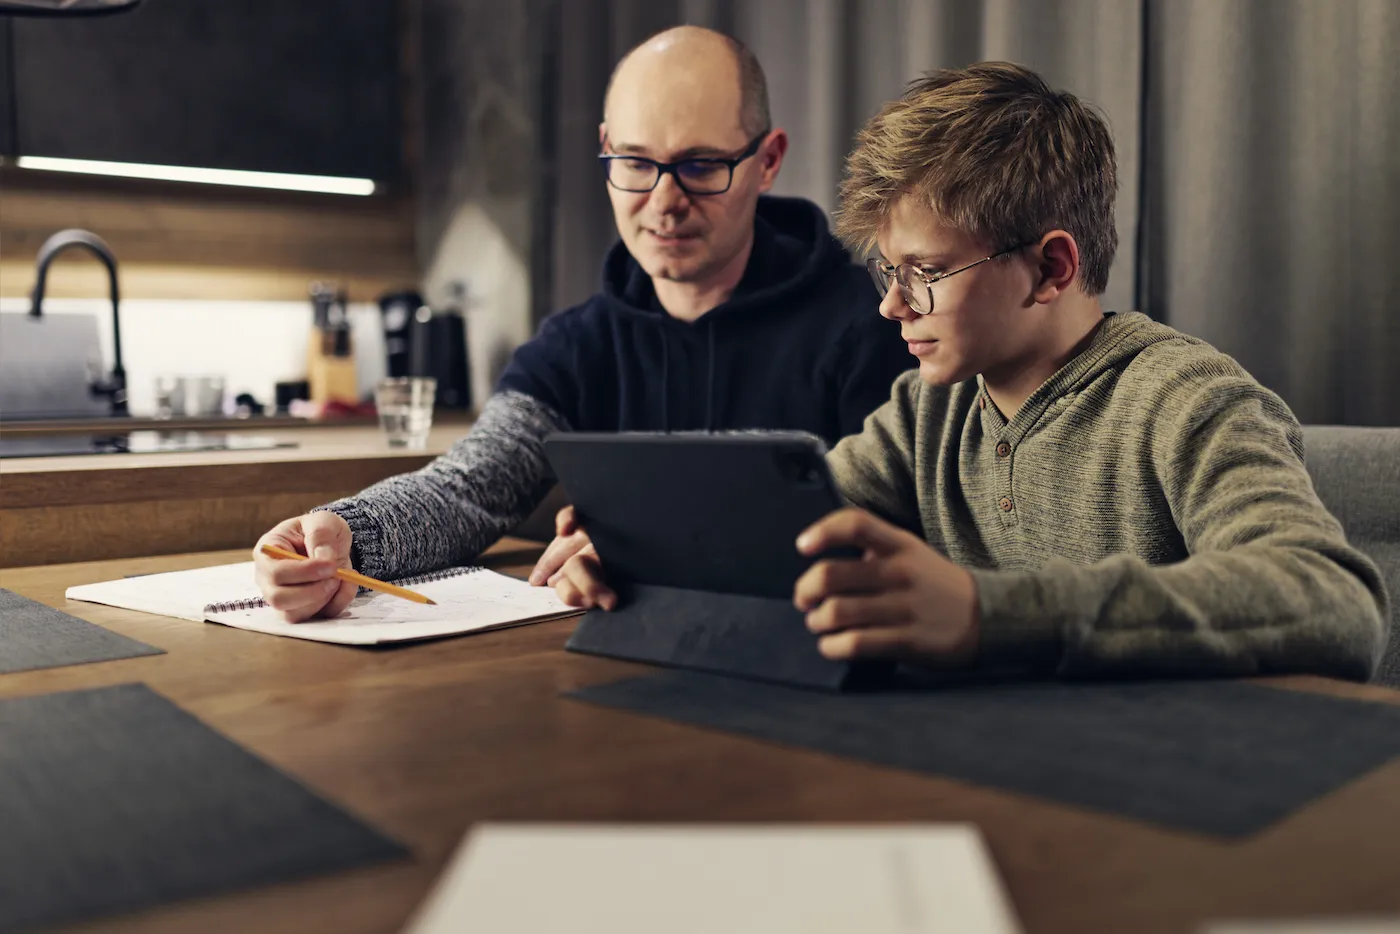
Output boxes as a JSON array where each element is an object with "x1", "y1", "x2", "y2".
[
  {"x1": 599, "y1": 130, "x2": 769, "y2": 195},
  {"x1": 866, "y1": 243, "x2": 1032, "y2": 315}
]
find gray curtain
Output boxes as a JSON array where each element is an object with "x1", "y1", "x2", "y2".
[
  {"x1": 541, "y1": 0, "x2": 1400, "y2": 426},
  {"x1": 1142, "y1": 0, "x2": 1400, "y2": 425}
]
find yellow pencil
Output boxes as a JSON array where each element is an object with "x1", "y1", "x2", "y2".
[{"x1": 259, "y1": 543, "x2": 436, "y2": 606}]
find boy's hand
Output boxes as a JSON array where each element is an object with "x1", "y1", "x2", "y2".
[
  {"x1": 528, "y1": 505, "x2": 593, "y2": 586},
  {"x1": 793, "y1": 507, "x2": 979, "y2": 664},
  {"x1": 252, "y1": 512, "x2": 359, "y2": 623}
]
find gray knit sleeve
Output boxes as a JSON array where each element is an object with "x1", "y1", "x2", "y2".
[{"x1": 316, "y1": 390, "x2": 568, "y2": 580}]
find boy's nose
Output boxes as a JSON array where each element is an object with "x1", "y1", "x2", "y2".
[{"x1": 877, "y1": 282, "x2": 916, "y2": 322}]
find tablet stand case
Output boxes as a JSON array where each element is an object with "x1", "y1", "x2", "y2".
[
  {"x1": 549, "y1": 432, "x2": 885, "y2": 692},
  {"x1": 566, "y1": 584, "x2": 880, "y2": 691}
]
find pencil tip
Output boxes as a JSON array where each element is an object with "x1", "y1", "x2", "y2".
[{"x1": 426, "y1": 598, "x2": 437, "y2": 605}]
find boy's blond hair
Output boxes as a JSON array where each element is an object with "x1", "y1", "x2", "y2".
[{"x1": 836, "y1": 62, "x2": 1118, "y2": 296}]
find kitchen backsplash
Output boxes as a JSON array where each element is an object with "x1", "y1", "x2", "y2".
[{"x1": 0, "y1": 298, "x2": 388, "y2": 417}]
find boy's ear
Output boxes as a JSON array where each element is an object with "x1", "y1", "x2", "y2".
[{"x1": 1031, "y1": 230, "x2": 1080, "y2": 304}]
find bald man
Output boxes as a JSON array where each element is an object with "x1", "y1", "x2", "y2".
[{"x1": 252, "y1": 26, "x2": 912, "y2": 621}]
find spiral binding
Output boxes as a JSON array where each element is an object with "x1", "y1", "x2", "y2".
[
  {"x1": 391, "y1": 566, "x2": 483, "y2": 588},
  {"x1": 203, "y1": 565, "x2": 483, "y2": 614},
  {"x1": 204, "y1": 594, "x2": 270, "y2": 613}
]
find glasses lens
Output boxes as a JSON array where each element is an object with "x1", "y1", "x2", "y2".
[
  {"x1": 895, "y1": 265, "x2": 933, "y2": 314},
  {"x1": 675, "y1": 160, "x2": 732, "y2": 194},
  {"x1": 606, "y1": 157, "x2": 660, "y2": 192},
  {"x1": 865, "y1": 259, "x2": 890, "y2": 297}
]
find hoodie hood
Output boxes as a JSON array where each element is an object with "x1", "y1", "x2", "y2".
[
  {"x1": 494, "y1": 194, "x2": 915, "y2": 446},
  {"x1": 598, "y1": 194, "x2": 851, "y2": 322},
  {"x1": 592, "y1": 194, "x2": 857, "y2": 432}
]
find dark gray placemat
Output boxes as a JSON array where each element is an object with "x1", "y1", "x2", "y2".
[
  {"x1": 569, "y1": 672, "x2": 1400, "y2": 836},
  {"x1": 0, "y1": 683, "x2": 408, "y2": 933},
  {"x1": 0, "y1": 588, "x2": 164, "y2": 674}
]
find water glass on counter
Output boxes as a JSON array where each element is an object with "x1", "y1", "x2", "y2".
[
  {"x1": 375, "y1": 377, "x2": 436, "y2": 449},
  {"x1": 153, "y1": 375, "x2": 226, "y2": 418}
]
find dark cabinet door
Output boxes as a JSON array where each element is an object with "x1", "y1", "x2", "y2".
[
  {"x1": 11, "y1": 0, "x2": 401, "y2": 181},
  {"x1": 0, "y1": 20, "x2": 15, "y2": 158}
]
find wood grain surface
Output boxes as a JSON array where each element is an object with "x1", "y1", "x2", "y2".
[{"x1": 1, "y1": 542, "x2": 1397, "y2": 934}]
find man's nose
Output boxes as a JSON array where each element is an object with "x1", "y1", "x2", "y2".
[
  {"x1": 877, "y1": 281, "x2": 916, "y2": 322},
  {"x1": 650, "y1": 171, "x2": 692, "y2": 214}
]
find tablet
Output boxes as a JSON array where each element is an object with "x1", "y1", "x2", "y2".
[{"x1": 543, "y1": 431, "x2": 847, "y2": 600}]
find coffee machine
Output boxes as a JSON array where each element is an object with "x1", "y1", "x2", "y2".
[{"x1": 377, "y1": 290, "x2": 472, "y2": 410}]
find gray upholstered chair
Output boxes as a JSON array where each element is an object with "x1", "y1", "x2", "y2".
[{"x1": 1302, "y1": 426, "x2": 1400, "y2": 686}]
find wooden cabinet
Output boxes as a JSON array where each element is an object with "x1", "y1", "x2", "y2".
[{"x1": 3, "y1": 0, "x2": 402, "y2": 181}]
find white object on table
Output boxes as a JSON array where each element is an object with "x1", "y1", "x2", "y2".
[{"x1": 403, "y1": 823, "x2": 1024, "y2": 934}]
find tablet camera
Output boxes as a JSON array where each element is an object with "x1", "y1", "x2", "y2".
[{"x1": 775, "y1": 449, "x2": 826, "y2": 489}]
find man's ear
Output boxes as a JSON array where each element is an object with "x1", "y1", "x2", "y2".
[
  {"x1": 598, "y1": 123, "x2": 607, "y2": 148},
  {"x1": 1030, "y1": 230, "x2": 1080, "y2": 304},
  {"x1": 754, "y1": 128, "x2": 789, "y2": 194}
]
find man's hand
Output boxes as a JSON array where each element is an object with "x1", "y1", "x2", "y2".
[
  {"x1": 252, "y1": 512, "x2": 359, "y2": 623},
  {"x1": 528, "y1": 505, "x2": 594, "y2": 586},
  {"x1": 793, "y1": 507, "x2": 980, "y2": 664},
  {"x1": 543, "y1": 505, "x2": 615, "y2": 610}
]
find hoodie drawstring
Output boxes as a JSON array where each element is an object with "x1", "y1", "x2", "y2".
[
  {"x1": 660, "y1": 326, "x2": 670, "y2": 433},
  {"x1": 704, "y1": 321, "x2": 716, "y2": 432}
]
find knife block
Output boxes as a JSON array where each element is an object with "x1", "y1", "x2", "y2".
[{"x1": 307, "y1": 329, "x2": 359, "y2": 404}]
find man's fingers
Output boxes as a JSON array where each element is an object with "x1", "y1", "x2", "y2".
[
  {"x1": 252, "y1": 517, "x2": 307, "y2": 565},
  {"x1": 542, "y1": 542, "x2": 595, "y2": 587},
  {"x1": 265, "y1": 577, "x2": 342, "y2": 621},
  {"x1": 302, "y1": 511, "x2": 352, "y2": 564},
  {"x1": 316, "y1": 579, "x2": 360, "y2": 619},
  {"x1": 252, "y1": 512, "x2": 353, "y2": 622},
  {"x1": 793, "y1": 557, "x2": 908, "y2": 612},
  {"x1": 529, "y1": 531, "x2": 589, "y2": 585},
  {"x1": 262, "y1": 556, "x2": 341, "y2": 586},
  {"x1": 796, "y1": 507, "x2": 911, "y2": 559},
  {"x1": 554, "y1": 505, "x2": 579, "y2": 537},
  {"x1": 804, "y1": 592, "x2": 912, "y2": 635},
  {"x1": 554, "y1": 550, "x2": 615, "y2": 610}
]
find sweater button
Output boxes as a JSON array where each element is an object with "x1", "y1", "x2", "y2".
[
  {"x1": 996, "y1": 442, "x2": 1011, "y2": 457},
  {"x1": 999, "y1": 497, "x2": 1014, "y2": 512},
  {"x1": 978, "y1": 395, "x2": 987, "y2": 410}
]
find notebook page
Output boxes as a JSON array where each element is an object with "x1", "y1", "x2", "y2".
[
  {"x1": 65, "y1": 562, "x2": 262, "y2": 622},
  {"x1": 406, "y1": 824, "x2": 1024, "y2": 934},
  {"x1": 205, "y1": 568, "x2": 581, "y2": 645}
]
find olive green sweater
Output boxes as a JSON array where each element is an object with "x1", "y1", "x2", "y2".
[{"x1": 827, "y1": 312, "x2": 1388, "y2": 681}]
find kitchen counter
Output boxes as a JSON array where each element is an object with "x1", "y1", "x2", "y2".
[
  {"x1": 0, "y1": 414, "x2": 331, "y2": 434},
  {"x1": 0, "y1": 410, "x2": 475, "y2": 434},
  {"x1": 0, "y1": 422, "x2": 473, "y2": 567}
]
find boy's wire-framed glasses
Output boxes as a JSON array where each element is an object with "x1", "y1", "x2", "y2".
[
  {"x1": 599, "y1": 131, "x2": 770, "y2": 195},
  {"x1": 867, "y1": 243, "x2": 1032, "y2": 315}
]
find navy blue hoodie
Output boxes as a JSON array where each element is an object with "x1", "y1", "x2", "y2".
[{"x1": 496, "y1": 195, "x2": 914, "y2": 447}]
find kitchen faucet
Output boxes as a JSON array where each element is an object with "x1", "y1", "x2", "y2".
[{"x1": 29, "y1": 229, "x2": 128, "y2": 417}]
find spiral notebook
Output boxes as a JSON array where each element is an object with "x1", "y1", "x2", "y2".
[{"x1": 64, "y1": 562, "x2": 582, "y2": 646}]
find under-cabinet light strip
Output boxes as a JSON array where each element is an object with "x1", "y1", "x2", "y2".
[{"x1": 14, "y1": 155, "x2": 376, "y2": 196}]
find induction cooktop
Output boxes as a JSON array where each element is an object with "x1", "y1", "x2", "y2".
[{"x1": 0, "y1": 431, "x2": 298, "y2": 459}]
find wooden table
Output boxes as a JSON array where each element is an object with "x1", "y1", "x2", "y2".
[{"x1": 2, "y1": 542, "x2": 1399, "y2": 934}]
